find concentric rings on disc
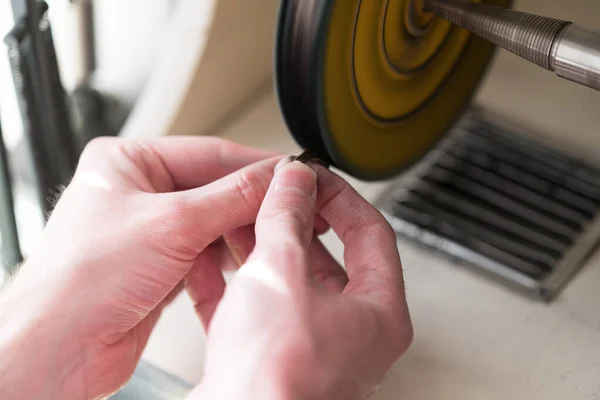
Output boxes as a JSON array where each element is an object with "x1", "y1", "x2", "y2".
[{"x1": 276, "y1": 0, "x2": 512, "y2": 180}]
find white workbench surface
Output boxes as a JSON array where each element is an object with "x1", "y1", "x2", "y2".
[{"x1": 142, "y1": 91, "x2": 600, "y2": 400}]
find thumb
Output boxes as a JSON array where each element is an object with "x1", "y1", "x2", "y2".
[
  {"x1": 243, "y1": 161, "x2": 317, "y2": 287},
  {"x1": 256, "y1": 160, "x2": 317, "y2": 249}
]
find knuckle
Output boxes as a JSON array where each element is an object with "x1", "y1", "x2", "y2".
[
  {"x1": 235, "y1": 169, "x2": 268, "y2": 209},
  {"x1": 272, "y1": 329, "x2": 318, "y2": 371},
  {"x1": 369, "y1": 296, "x2": 412, "y2": 360},
  {"x1": 388, "y1": 312, "x2": 414, "y2": 357},
  {"x1": 256, "y1": 236, "x2": 304, "y2": 265},
  {"x1": 277, "y1": 239, "x2": 305, "y2": 260},
  {"x1": 162, "y1": 195, "x2": 192, "y2": 222},
  {"x1": 402, "y1": 321, "x2": 415, "y2": 351},
  {"x1": 150, "y1": 195, "x2": 195, "y2": 236},
  {"x1": 318, "y1": 177, "x2": 350, "y2": 212},
  {"x1": 199, "y1": 137, "x2": 230, "y2": 164},
  {"x1": 367, "y1": 218, "x2": 396, "y2": 244},
  {"x1": 348, "y1": 211, "x2": 394, "y2": 244},
  {"x1": 78, "y1": 137, "x2": 137, "y2": 169},
  {"x1": 80, "y1": 137, "x2": 119, "y2": 160},
  {"x1": 202, "y1": 136, "x2": 232, "y2": 149},
  {"x1": 212, "y1": 137, "x2": 239, "y2": 155},
  {"x1": 148, "y1": 195, "x2": 212, "y2": 260},
  {"x1": 264, "y1": 204, "x2": 307, "y2": 229},
  {"x1": 376, "y1": 282, "x2": 413, "y2": 357}
]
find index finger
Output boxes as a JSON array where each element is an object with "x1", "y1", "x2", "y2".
[
  {"x1": 314, "y1": 166, "x2": 405, "y2": 304},
  {"x1": 79, "y1": 136, "x2": 275, "y2": 191},
  {"x1": 140, "y1": 137, "x2": 276, "y2": 189}
]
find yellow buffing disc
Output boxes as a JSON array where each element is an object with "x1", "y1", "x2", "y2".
[{"x1": 276, "y1": 0, "x2": 512, "y2": 180}]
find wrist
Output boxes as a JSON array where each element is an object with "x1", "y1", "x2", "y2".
[
  {"x1": 192, "y1": 368, "x2": 299, "y2": 400},
  {"x1": 0, "y1": 266, "x2": 86, "y2": 399}
]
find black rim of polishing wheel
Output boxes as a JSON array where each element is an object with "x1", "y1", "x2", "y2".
[
  {"x1": 275, "y1": 0, "x2": 331, "y2": 161},
  {"x1": 275, "y1": 0, "x2": 307, "y2": 149}
]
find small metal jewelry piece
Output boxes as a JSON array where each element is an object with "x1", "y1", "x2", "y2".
[{"x1": 294, "y1": 150, "x2": 330, "y2": 168}]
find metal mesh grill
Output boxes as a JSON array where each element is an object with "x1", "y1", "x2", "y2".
[{"x1": 384, "y1": 111, "x2": 600, "y2": 301}]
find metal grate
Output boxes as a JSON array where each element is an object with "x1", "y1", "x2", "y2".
[{"x1": 381, "y1": 110, "x2": 600, "y2": 301}]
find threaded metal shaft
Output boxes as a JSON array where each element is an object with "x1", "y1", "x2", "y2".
[{"x1": 423, "y1": 0, "x2": 571, "y2": 71}]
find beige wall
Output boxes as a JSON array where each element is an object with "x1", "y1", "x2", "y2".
[
  {"x1": 166, "y1": 0, "x2": 279, "y2": 136},
  {"x1": 119, "y1": 0, "x2": 280, "y2": 139}
]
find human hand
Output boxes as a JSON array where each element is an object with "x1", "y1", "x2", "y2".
[
  {"x1": 0, "y1": 137, "x2": 281, "y2": 399},
  {"x1": 193, "y1": 161, "x2": 413, "y2": 400}
]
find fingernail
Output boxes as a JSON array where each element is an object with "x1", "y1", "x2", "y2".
[
  {"x1": 274, "y1": 155, "x2": 295, "y2": 173},
  {"x1": 273, "y1": 161, "x2": 317, "y2": 196}
]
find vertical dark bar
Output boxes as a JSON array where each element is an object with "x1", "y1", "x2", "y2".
[
  {"x1": 25, "y1": 0, "x2": 78, "y2": 183},
  {"x1": 6, "y1": 1, "x2": 78, "y2": 217},
  {"x1": 0, "y1": 117, "x2": 23, "y2": 272},
  {"x1": 5, "y1": 25, "x2": 55, "y2": 215},
  {"x1": 38, "y1": 16, "x2": 79, "y2": 177}
]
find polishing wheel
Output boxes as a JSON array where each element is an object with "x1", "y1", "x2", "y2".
[{"x1": 276, "y1": 0, "x2": 512, "y2": 180}]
